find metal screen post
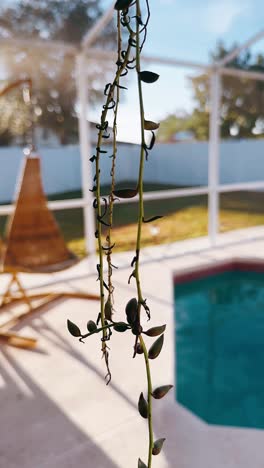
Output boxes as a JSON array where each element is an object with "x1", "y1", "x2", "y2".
[
  {"x1": 76, "y1": 53, "x2": 96, "y2": 256},
  {"x1": 208, "y1": 70, "x2": 221, "y2": 246}
]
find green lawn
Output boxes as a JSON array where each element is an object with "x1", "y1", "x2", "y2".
[{"x1": 1, "y1": 183, "x2": 264, "y2": 257}]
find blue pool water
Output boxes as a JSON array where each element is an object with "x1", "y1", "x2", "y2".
[{"x1": 174, "y1": 270, "x2": 264, "y2": 429}]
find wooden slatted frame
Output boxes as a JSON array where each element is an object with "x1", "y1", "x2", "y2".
[{"x1": 0, "y1": 155, "x2": 99, "y2": 349}]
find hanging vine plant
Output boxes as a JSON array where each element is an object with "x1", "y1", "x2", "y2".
[{"x1": 67, "y1": 1, "x2": 172, "y2": 466}]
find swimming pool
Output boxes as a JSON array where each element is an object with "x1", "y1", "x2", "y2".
[{"x1": 174, "y1": 261, "x2": 264, "y2": 429}]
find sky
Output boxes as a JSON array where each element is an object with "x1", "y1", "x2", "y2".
[{"x1": 94, "y1": 0, "x2": 264, "y2": 143}]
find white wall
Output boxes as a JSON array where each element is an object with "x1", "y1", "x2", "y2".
[
  {"x1": 219, "y1": 140, "x2": 264, "y2": 184},
  {"x1": 0, "y1": 140, "x2": 264, "y2": 203},
  {"x1": 0, "y1": 146, "x2": 82, "y2": 203},
  {"x1": 144, "y1": 140, "x2": 264, "y2": 186}
]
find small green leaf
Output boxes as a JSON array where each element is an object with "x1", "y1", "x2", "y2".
[
  {"x1": 114, "y1": 322, "x2": 129, "y2": 332},
  {"x1": 104, "y1": 299, "x2": 113, "y2": 321},
  {"x1": 152, "y1": 385, "x2": 173, "y2": 399},
  {"x1": 148, "y1": 334, "x2": 164, "y2": 359},
  {"x1": 87, "y1": 320, "x2": 97, "y2": 333},
  {"x1": 67, "y1": 319, "x2": 81, "y2": 337},
  {"x1": 136, "y1": 343, "x2": 144, "y2": 354},
  {"x1": 152, "y1": 438, "x2": 166, "y2": 455},
  {"x1": 113, "y1": 188, "x2": 138, "y2": 199},
  {"x1": 148, "y1": 130, "x2": 156, "y2": 150},
  {"x1": 138, "y1": 392, "x2": 148, "y2": 418},
  {"x1": 138, "y1": 459, "x2": 147, "y2": 468},
  {"x1": 143, "y1": 215, "x2": 163, "y2": 223},
  {"x1": 128, "y1": 270, "x2": 136, "y2": 285},
  {"x1": 114, "y1": 0, "x2": 133, "y2": 10},
  {"x1": 139, "y1": 71, "x2": 160, "y2": 83},
  {"x1": 144, "y1": 120, "x2": 160, "y2": 131},
  {"x1": 125, "y1": 298, "x2": 138, "y2": 325},
  {"x1": 144, "y1": 324, "x2": 166, "y2": 337}
]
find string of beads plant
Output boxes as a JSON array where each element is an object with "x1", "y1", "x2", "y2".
[{"x1": 67, "y1": 1, "x2": 173, "y2": 466}]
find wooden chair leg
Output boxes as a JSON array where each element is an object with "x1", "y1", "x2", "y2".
[
  {"x1": 58, "y1": 292, "x2": 100, "y2": 301},
  {"x1": 0, "y1": 331, "x2": 37, "y2": 349},
  {"x1": 1, "y1": 293, "x2": 63, "y2": 330},
  {"x1": 0, "y1": 272, "x2": 100, "y2": 350},
  {"x1": 0, "y1": 273, "x2": 36, "y2": 312},
  {"x1": 1, "y1": 274, "x2": 17, "y2": 307},
  {"x1": 0, "y1": 273, "x2": 38, "y2": 349},
  {"x1": 12, "y1": 273, "x2": 33, "y2": 311}
]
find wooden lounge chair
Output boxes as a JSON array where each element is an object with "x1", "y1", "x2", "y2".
[{"x1": 0, "y1": 155, "x2": 99, "y2": 348}]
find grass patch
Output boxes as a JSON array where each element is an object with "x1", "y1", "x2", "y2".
[
  {"x1": 1, "y1": 184, "x2": 264, "y2": 257},
  {"x1": 52, "y1": 187, "x2": 264, "y2": 256}
]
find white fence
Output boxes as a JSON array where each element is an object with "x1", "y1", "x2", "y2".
[{"x1": 1, "y1": 139, "x2": 264, "y2": 203}]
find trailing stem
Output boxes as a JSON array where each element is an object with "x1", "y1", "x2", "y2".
[
  {"x1": 134, "y1": 3, "x2": 145, "y2": 307},
  {"x1": 139, "y1": 335, "x2": 153, "y2": 467},
  {"x1": 94, "y1": 23, "x2": 134, "y2": 383},
  {"x1": 106, "y1": 11, "x2": 122, "y2": 310},
  {"x1": 134, "y1": 0, "x2": 154, "y2": 465}
]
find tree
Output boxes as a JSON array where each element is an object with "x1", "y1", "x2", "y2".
[
  {"x1": 158, "y1": 42, "x2": 264, "y2": 142},
  {"x1": 157, "y1": 110, "x2": 209, "y2": 142},
  {"x1": 0, "y1": 0, "x2": 115, "y2": 144}
]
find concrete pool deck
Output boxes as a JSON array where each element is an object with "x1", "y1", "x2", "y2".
[{"x1": 1, "y1": 226, "x2": 264, "y2": 468}]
